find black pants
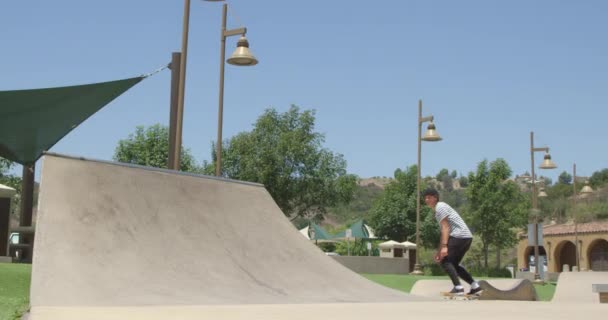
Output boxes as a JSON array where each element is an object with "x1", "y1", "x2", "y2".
[{"x1": 440, "y1": 237, "x2": 475, "y2": 287}]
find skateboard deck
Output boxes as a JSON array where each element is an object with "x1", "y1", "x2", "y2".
[{"x1": 440, "y1": 292, "x2": 480, "y2": 300}]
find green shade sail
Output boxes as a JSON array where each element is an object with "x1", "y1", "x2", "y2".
[
  {"x1": 310, "y1": 222, "x2": 334, "y2": 241},
  {"x1": 0, "y1": 76, "x2": 144, "y2": 165},
  {"x1": 333, "y1": 219, "x2": 374, "y2": 240}
]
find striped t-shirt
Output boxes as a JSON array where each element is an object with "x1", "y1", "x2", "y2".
[{"x1": 435, "y1": 202, "x2": 472, "y2": 239}]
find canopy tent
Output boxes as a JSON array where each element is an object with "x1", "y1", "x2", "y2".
[
  {"x1": 401, "y1": 241, "x2": 417, "y2": 249},
  {"x1": 0, "y1": 183, "x2": 16, "y2": 198},
  {"x1": 333, "y1": 219, "x2": 376, "y2": 240},
  {"x1": 299, "y1": 223, "x2": 335, "y2": 242},
  {"x1": 378, "y1": 240, "x2": 406, "y2": 249},
  {"x1": 299, "y1": 226, "x2": 310, "y2": 239},
  {"x1": 0, "y1": 76, "x2": 144, "y2": 165}
]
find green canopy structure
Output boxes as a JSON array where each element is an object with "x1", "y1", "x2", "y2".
[
  {"x1": 1, "y1": 74, "x2": 152, "y2": 262},
  {"x1": 333, "y1": 219, "x2": 376, "y2": 240},
  {"x1": 0, "y1": 76, "x2": 144, "y2": 165},
  {"x1": 299, "y1": 222, "x2": 335, "y2": 242},
  {"x1": 310, "y1": 223, "x2": 334, "y2": 241}
]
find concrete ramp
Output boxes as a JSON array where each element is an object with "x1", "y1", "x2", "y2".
[
  {"x1": 552, "y1": 272, "x2": 608, "y2": 303},
  {"x1": 477, "y1": 279, "x2": 537, "y2": 301},
  {"x1": 30, "y1": 154, "x2": 426, "y2": 312}
]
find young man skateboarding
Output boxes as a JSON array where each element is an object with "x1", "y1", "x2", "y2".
[{"x1": 423, "y1": 188, "x2": 482, "y2": 296}]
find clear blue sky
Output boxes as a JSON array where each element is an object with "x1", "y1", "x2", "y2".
[{"x1": 1, "y1": 0, "x2": 606, "y2": 182}]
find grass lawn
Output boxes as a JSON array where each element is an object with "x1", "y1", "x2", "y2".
[
  {"x1": 362, "y1": 274, "x2": 438, "y2": 293},
  {"x1": 363, "y1": 274, "x2": 556, "y2": 301},
  {"x1": 534, "y1": 282, "x2": 557, "y2": 301},
  {"x1": 0, "y1": 263, "x2": 31, "y2": 320}
]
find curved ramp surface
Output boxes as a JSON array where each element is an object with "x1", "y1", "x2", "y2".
[
  {"x1": 31, "y1": 154, "x2": 425, "y2": 309},
  {"x1": 552, "y1": 271, "x2": 608, "y2": 303},
  {"x1": 477, "y1": 279, "x2": 537, "y2": 301}
]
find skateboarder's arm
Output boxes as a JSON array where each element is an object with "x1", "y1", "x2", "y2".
[{"x1": 437, "y1": 218, "x2": 450, "y2": 259}]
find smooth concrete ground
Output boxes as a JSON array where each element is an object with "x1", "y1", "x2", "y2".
[
  {"x1": 27, "y1": 154, "x2": 608, "y2": 319},
  {"x1": 553, "y1": 271, "x2": 608, "y2": 303},
  {"x1": 27, "y1": 301, "x2": 608, "y2": 320}
]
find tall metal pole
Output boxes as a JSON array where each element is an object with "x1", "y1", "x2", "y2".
[
  {"x1": 19, "y1": 164, "x2": 35, "y2": 262},
  {"x1": 530, "y1": 131, "x2": 541, "y2": 283},
  {"x1": 174, "y1": 0, "x2": 191, "y2": 171},
  {"x1": 215, "y1": 3, "x2": 228, "y2": 177},
  {"x1": 412, "y1": 100, "x2": 424, "y2": 275},
  {"x1": 168, "y1": 52, "x2": 182, "y2": 170},
  {"x1": 573, "y1": 163, "x2": 580, "y2": 271}
]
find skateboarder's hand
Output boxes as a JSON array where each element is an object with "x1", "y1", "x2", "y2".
[{"x1": 438, "y1": 247, "x2": 448, "y2": 260}]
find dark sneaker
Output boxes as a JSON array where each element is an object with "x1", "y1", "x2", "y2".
[
  {"x1": 449, "y1": 287, "x2": 465, "y2": 295},
  {"x1": 468, "y1": 287, "x2": 483, "y2": 295}
]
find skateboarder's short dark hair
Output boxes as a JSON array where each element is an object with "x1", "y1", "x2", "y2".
[{"x1": 422, "y1": 188, "x2": 439, "y2": 199}]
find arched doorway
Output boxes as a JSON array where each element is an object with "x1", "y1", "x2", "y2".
[
  {"x1": 554, "y1": 240, "x2": 577, "y2": 272},
  {"x1": 587, "y1": 239, "x2": 608, "y2": 271},
  {"x1": 524, "y1": 246, "x2": 547, "y2": 271}
]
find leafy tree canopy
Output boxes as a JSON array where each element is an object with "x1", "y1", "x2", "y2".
[
  {"x1": 368, "y1": 165, "x2": 438, "y2": 246},
  {"x1": 216, "y1": 105, "x2": 357, "y2": 220},
  {"x1": 466, "y1": 158, "x2": 529, "y2": 267},
  {"x1": 590, "y1": 168, "x2": 608, "y2": 188},
  {"x1": 1, "y1": 157, "x2": 15, "y2": 176},
  {"x1": 0, "y1": 157, "x2": 22, "y2": 216},
  {"x1": 113, "y1": 124, "x2": 201, "y2": 173},
  {"x1": 558, "y1": 171, "x2": 572, "y2": 185}
]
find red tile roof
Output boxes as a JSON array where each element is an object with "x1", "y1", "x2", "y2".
[
  {"x1": 519, "y1": 221, "x2": 608, "y2": 238},
  {"x1": 542, "y1": 221, "x2": 608, "y2": 236}
]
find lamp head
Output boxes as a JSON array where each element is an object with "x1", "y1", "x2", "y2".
[
  {"x1": 580, "y1": 181, "x2": 594, "y2": 194},
  {"x1": 227, "y1": 36, "x2": 258, "y2": 66},
  {"x1": 539, "y1": 152, "x2": 557, "y2": 169},
  {"x1": 422, "y1": 121, "x2": 442, "y2": 141}
]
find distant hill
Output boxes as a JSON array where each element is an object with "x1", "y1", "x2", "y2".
[
  {"x1": 323, "y1": 178, "x2": 387, "y2": 229},
  {"x1": 357, "y1": 177, "x2": 393, "y2": 189}
]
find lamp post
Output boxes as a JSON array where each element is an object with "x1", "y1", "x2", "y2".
[
  {"x1": 168, "y1": 0, "x2": 225, "y2": 170},
  {"x1": 573, "y1": 167, "x2": 593, "y2": 271},
  {"x1": 411, "y1": 99, "x2": 442, "y2": 275},
  {"x1": 529, "y1": 131, "x2": 557, "y2": 283},
  {"x1": 214, "y1": 3, "x2": 258, "y2": 177}
]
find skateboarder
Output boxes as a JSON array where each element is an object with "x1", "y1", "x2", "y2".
[{"x1": 423, "y1": 188, "x2": 482, "y2": 296}]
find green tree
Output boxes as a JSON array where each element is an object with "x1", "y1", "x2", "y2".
[
  {"x1": 441, "y1": 189, "x2": 467, "y2": 212},
  {"x1": 459, "y1": 175, "x2": 469, "y2": 188},
  {"x1": 0, "y1": 157, "x2": 22, "y2": 217},
  {"x1": 436, "y1": 168, "x2": 449, "y2": 181},
  {"x1": 368, "y1": 166, "x2": 437, "y2": 246},
  {"x1": 216, "y1": 106, "x2": 357, "y2": 220},
  {"x1": 113, "y1": 124, "x2": 201, "y2": 173},
  {"x1": 540, "y1": 176, "x2": 553, "y2": 186},
  {"x1": 435, "y1": 168, "x2": 454, "y2": 191},
  {"x1": 0, "y1": 157, "x2": 13, "y2": 174},
  {"x1": 450, "y1": 170, "x2": 458, "y2": 179},
  {"x1": 335, "y1": 239, "x2": 379, "y2": 256},
  {"x1": 558, "y1": 171, "x2": 572, "y2": 185},
  {"x1": 589, "y1": 168, "x2": 608, "y2": 188},
  {"x1": 466, "y1": 159, "x2": 529, "y2": 268}
]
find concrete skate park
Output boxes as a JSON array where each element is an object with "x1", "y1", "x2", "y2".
[{"x1": 24, "y1": 154, "x2": 608, "y2": 319}]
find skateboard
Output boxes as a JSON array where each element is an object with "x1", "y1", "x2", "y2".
[{"x1": 440, "y1": 292, "x2": 480, "y2": 300}]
